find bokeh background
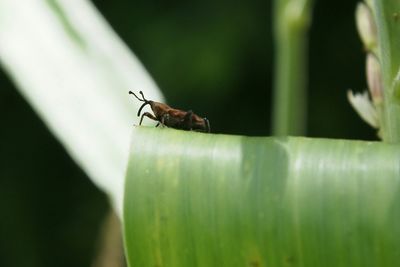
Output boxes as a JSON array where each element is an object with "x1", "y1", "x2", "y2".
[{"x1": 0, "y1": 0, "x2": 376, "y2": 266}]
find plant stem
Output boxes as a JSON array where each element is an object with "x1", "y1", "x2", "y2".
[
  {"x1": 92, "y1": 210, "x2": 125, "y2": 267},
  {"x1": 371, "y1": 0, "x2": 400, "y2": 142},
  {"x1": 272, "y1": 0, "x2": 314, "y2": 136}
]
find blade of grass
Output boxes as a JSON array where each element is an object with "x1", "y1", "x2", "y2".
[
  {"x1": 0, "y1": 0, "x2": 163, "y2": 213},
  {"x1": 124, "y1": 127, "x2": 400, "y2": 267}
]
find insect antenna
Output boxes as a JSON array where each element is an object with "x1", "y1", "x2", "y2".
[
  {"x1": 129, "y1": 90, "x2": 150, "y2": 116},
  {"x1": 129, "y1": 90, "x2": 145, "y2": 102},
  {"x1": 139, "y1": 91, "x2": 148, "y2": 102}
]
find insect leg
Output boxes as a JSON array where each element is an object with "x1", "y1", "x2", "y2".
[
  {"x1": 160, "y1": 114, "x2": 169, "y2": 128},
  {"x1": 183, "y1": 110, "x2": 193, "y2": 130},
  {"x1": 204, "y1": 118, "x2": 210, "y2": 133},
  {"x1": 139, "y1": 112, "x2": 158, "y2": 125}
]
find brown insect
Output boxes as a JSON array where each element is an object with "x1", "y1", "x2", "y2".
[{"x1": 129, "y1": 91, "x2": 210, "y2": 133}]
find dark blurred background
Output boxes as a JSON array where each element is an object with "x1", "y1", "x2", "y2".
[{"x1": 0, "y1": 0, "x2": 376, "y2": 266}]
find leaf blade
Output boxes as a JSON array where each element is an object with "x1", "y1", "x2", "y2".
[
  {"x1": 0, "y1": 0, "x2": 163, "y2": 214},
  {"x1": 124, "y1": 128, "x2": 400, "y2": 266}
]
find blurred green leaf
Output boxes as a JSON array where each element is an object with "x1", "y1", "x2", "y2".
[
  {"x1": 0, "y1": 0, "x2": 163, "y2": 214},
  {"x1": 124, "y1": 127, "x2": 400, "y2": 267}
]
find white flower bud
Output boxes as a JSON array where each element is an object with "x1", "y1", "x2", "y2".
[
  {"x1": 366, "y1": 53, "x2": 383, "y2": 103},
  {"x1": 356, "y1": 3, "x2": 377, "y2": 51},
  {"x1": 347, "y1": 90, "x2": 379, "y2": 128}
]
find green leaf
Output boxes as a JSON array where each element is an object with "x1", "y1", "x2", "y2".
[
  {"x1": 124, "y1": 127, "x2": 400, "y2": 267},
  {"x1": 0, "y1": 0, "x2": 163, "y2": 214}
]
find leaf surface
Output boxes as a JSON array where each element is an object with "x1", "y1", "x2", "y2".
[{"x1": 124, "y1": 127, "x2": 400, "y2": 267}]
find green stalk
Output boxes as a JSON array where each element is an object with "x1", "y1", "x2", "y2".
[
  {"x1": 272, "y1": 0, "x2": 314, "y2": 135},
  {"x1": 370, "y1": 0, "x2": 400, "y2": 142}
]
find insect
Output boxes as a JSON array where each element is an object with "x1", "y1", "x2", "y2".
[{"x1": 129, "y1": 91, "x2": 210, "y2": 133}]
